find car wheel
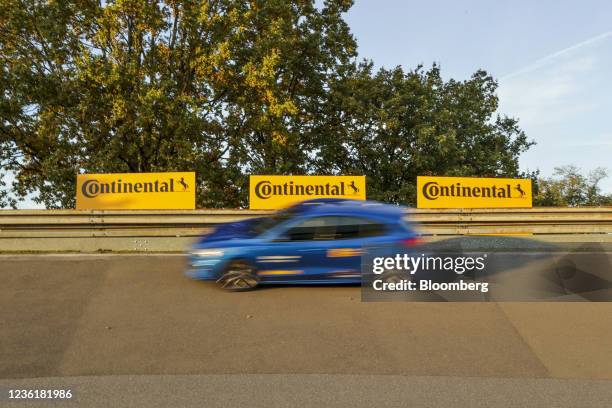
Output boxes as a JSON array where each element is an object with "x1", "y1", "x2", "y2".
[{"x1": 216, "y1": 260, "x2": 259, "y2": 291}]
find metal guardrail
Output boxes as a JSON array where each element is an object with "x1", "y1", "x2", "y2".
[
  {"x1": 409, "y1": 208, "x2": 612, "y2": 235},
  {"x1": 1, "y1": 208, "x2": 611, "y2": 238}
]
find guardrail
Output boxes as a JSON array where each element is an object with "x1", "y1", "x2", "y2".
[
  {"x1": 1, "y1": 208, "x2": 612, "y2": 235},
  {"x1": 0, "y1": 208, "x2": 611, "y2": 252},
  {"x1": 409, "y1": 207, "x2": 612, "y2": 235}
]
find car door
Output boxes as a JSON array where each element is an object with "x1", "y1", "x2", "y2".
[
  {"x1": 317, "y1": 216, "x2": 391, "y2": 281},
  {"x1": 253, "y1": 216, "x2": 334, "y2": 282},
  {"x1": 254, "y1": 215, "x2": 392, "y2": 283}
]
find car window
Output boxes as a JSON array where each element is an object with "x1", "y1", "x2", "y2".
[
  {"x1": 249, "y1": 208, "x2": 300, "y2": 235},
  {"x1": 330, "y1": 216, "x2": 387, "y2": 239},
  {"x1": 279, "y1": 216, "x2": 387, "y2": 241},
  {"x1": 281, "y1": 217, "x2": 333, "y2": 241}
]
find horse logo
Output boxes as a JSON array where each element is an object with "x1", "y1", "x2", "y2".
[
  {"x1": 514, "y1": 184, "x2": 525, "y2": 198},
  {"x1": 178, "y1": 177, "x2": 189, "y2": 192}
]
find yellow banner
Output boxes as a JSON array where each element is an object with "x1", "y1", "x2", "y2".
[
  {"x1": 249, "y1": 175, "x2": 366, "y2": 210},
  {"x1": 417, "y1": 176, "x2": 532, "y2": 208},
  {"x1": 76, "y1": 172, "x2": 195, "y2": 210}
]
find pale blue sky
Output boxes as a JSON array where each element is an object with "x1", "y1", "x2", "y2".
[{"x1": 345, "y1": 0, "x2": 612, "y2": 192}]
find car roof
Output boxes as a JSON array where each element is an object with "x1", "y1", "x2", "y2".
[{"x1": 286, "y1": 199, "x2": 406, "y2": 220}]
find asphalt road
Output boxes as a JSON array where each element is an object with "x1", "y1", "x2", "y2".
[{"x1": 2, "y1": 254, "x2": 612, "y2": 407}]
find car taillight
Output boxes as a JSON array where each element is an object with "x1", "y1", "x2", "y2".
[{"x1": 401, "y1": 237, "x2": 421, "y2": 247}]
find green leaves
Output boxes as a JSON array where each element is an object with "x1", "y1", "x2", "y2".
[
  {"x1": 1, "y1": 0, "x2": 532, "y2": 208},
  {"x1": 316, "y1": 64, "x2": 534, "y2": 205},
  {"x1": 534, "y1": 166, "x2": 612, "y2": 207},
  {"x1": 1, "y1": 0, "x2": 358, "y2": 208}
]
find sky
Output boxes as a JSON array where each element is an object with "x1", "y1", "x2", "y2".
[{"x1": 344, "y1": 0, "x2": 612, "y2": 192}]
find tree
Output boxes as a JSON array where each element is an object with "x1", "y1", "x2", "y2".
[
  {"x1": 534, "y1": 166, "x2": 612, "y2": 207},
  {"x1": 1, "y1": 0, "x2": 533, "y2": 209},
  {"x1": 1, "y1": 0, "x2": 356, "y2": 208},
  {"x1": 315, "y1": 62, "x2": 533, "y2": 204},
  {"x1": 0, "y1": 173, "x2": 14, "y2": 208}
]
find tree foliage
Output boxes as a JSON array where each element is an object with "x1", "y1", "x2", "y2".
[
  {"x1": 317, "y1": 62, "x2": 533, "y2": 203},
  {"x1": 1, "y1": 0, "x2": 533, "y2": 208},
  {"x1": 1, "y1": 0, "x2": 356, "y2": 207},
  {"x1": 534, "y1": 166, "x2": 612, "y2": 207}
]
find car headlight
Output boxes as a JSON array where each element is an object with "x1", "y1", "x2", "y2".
[{"x1": 191, "y1": 249, "x2": 224, "y2": 257}]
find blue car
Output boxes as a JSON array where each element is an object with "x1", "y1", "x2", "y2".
[{"x1": 185, "y1": 199, "x2": 419, "y2": 290}]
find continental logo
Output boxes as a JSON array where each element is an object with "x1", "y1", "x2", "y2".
[
  {"x1": 421, "y1": 181, "x2": 524, "y2": 200},
  {"x1": 417, "y1": 176, "x2": 532, "y2": 209},
  {"x1": 76, "y1": 172, "x2": 195, "y2": 210},
  {"x1": 81, "y1": 178, "x2": 188, "y2": 198},
  {"x1": 249, "y1": 175, "x2": 366, "y2": 210},
  {"x1": 254, "y1": 180, "x2": 359, "y2": 199}
]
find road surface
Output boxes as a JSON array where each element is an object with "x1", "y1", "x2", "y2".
[{"x1": 1, "y1": 254, "x2": 612, "y2": 407}]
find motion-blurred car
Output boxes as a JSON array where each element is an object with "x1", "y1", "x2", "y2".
[{"x1": 185, "y1": 198, "x2": 419, "y2": 290}]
